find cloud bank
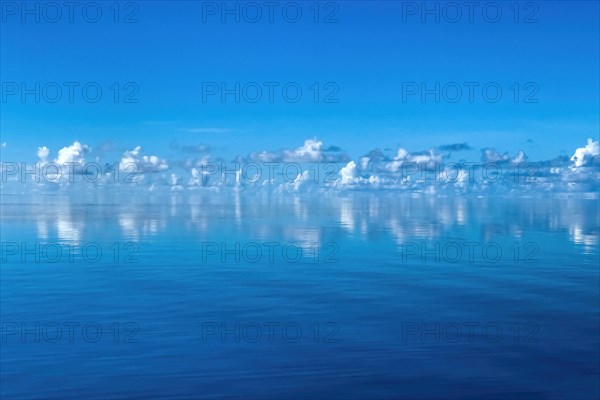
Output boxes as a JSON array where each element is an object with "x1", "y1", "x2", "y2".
[{"x1": 1, "y1": 137, "x2": 598, "y2": 196}]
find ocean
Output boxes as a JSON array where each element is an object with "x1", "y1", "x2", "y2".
[{"x1": 1, "y1": 192, "x2": 599, "y2": 399}]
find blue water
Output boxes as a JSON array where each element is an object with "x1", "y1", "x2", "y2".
[{"x1": 1, "y1": 193, "x2": 599, "y2": 399}]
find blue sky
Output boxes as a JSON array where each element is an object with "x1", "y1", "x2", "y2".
[{"x1": 1, "y1": 0, "x2": 599, "y2": 163}]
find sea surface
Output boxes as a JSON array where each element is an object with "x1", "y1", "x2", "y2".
[{"x1": 1, "y1": 192, "x2": 599, "y2": 399}]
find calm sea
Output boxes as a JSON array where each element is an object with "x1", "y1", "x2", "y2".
[{"x1": 1, "y1": 192, "x2": 599, "y2": 399}]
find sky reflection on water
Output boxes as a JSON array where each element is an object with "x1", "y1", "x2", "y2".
[{"x1": 1, "y1": 193, "x2": 599, "y2": 399}]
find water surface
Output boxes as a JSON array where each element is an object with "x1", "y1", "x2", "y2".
[{"x1": 1, "y1": 193, "x2": 599, "y2": 399}]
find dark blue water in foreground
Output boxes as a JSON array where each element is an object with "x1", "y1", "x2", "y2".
[{"x1": 1, "y1": 193, "x2": 599, "y2": 399}]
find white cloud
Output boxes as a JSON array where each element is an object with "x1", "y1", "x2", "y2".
[
  {"x1": 249, "y1": 138, "x2": 349, "y2": 163},
  {"x1": 384, "y1": 147, "x2": 446, "y2": 173},
  {"x1": 55, "y1": 141, "x2": 90, "y2": 166},
  {"x1": 251, "y1": 150, "x2": 280, "y2": 163},
  {"x1": 170, "y1": 173, "x2": 184, "y2": 191},
  {"x1": 571, "y1": 138, "x2": 599, "y2": 168},
  {"x1": 189, "y1": 167, "x2": 202, "y2": 186},
  {"x1": 340, "y1": 161, "x2": 359, "y2": 185},
  {"x1": 511, "y1": 150, "x2": 527, "y2": 164},
  {"x1": 284, "y1": 139, "x2": 324, "y2": 162},
  {"x1": 481, "y1": 148, "x2": 528, "y2": 165},
  {"x1": 7, "y1": 136, "x2": 599, "y2": 195},
  {"x1": 119, "y1": 146, "x2": 169, "y2": 173},
  {"x1": 36, "y1": 141, "x2": 90, "y2": 166},
  {"x1": 37, "y1": 146, "x2": 50, "y2": 162},
  {"x1": 481, "y1": 148, "x2": 510, "y2": 164},
  {"x1": 337, "y1": 161, "x2": 381, "y2": 187},
  {"x1": 277, "y1": 170, "x2": 312, "y2": 192}
]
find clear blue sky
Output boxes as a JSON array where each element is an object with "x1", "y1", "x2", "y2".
[{"x1": 1, "y1": 0, "x2": 599, "y2": 162}]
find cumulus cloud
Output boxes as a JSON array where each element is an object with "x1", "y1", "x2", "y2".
[
  {"x1": 511, "y1": 150, "x2": 527, "y2": 164},
  {"x1": 249, "y1": 139, "x2": 349, "y2": 163},
  {"x1": 35, "y1": 141, "x2": 91, "y2": 166},
  {"x1": 359, "y1": 149, "x2": 386, "y2": 171},
  {"x1": 285, "y1": 139, "x2": 324, "y2": 162},
  {"x1": 7, "y1": 136, "x2": 598, "y2": 195},
  {"x1": 481, "y1": 148, "x2": 510, "y2": 164},
  {"x1": 481, "y1": 148, "x2": 527, "y2": 164},
  {"x1": 340, "y1": 161, "x2": 360, "y2": 185},
  {"x1": 55, "y1": 141, "x2": 90, "y2": 165},
  {"x1": 169, "y1": 173, "x2": 184, "y2": 191},
  {"x1": 37, "y1": 146, "x2": 50, "y2": 163},
  {"x1": 337, "y1": 161, "x2": 382, "y2": 187},
  {"x1": 188, "y1": 167, "x2": 203, "y2": 186},
  {"x1": 384, "y1": 147, "x2": 446, "y2": 172},
  {"x1": 250, "y1": 150, "x2": 279, "y2": 163},
  {"x1": 119, "y1": 146, "x2": 169, "y2": 173},
  {"x1": 571, "y1": 138, "x2": 599, "y2": 168},
  {"x1": 277, "y1": 170, "x2": 312, "y2": 192}
]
